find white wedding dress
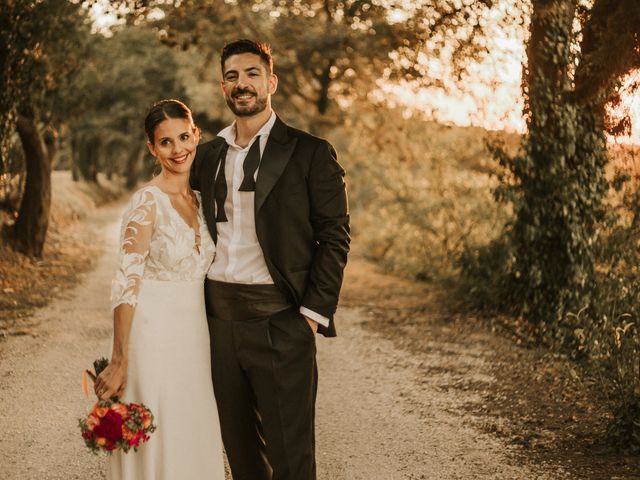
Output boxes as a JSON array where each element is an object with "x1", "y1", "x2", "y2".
[{"x1": 107, "y1": 185, "x2": 224, "y2": 479}]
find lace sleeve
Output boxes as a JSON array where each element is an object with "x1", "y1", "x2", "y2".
[{"x1": 110, "y1": 189, "x2": 157, "y2": 310}]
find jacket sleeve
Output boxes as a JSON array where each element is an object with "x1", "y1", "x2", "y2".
[{"x1": 300, "y1": 140, "x2": 350, "y2": 321}]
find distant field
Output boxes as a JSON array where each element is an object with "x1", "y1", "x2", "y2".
[
  {"x1": 341, "y1": 115, "x2": 640, "y2": 282},
  {"x1": 340, "y1": 115, "x2": 519, "y2": 281}
]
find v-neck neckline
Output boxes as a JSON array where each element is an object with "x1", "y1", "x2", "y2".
[{"x1": 146, "y1": 185, "x2": 202, "y2": 253}]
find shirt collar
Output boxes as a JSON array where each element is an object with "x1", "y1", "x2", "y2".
[{"x1": 218, "y1": 110, "x2": 277, "y2": 149}]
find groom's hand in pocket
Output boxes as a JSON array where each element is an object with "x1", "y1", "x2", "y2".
[{"x1": 303, "y1": 315, "x2": 318, "y2": 334}]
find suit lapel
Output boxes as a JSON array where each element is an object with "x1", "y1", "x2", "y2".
[
  {"x1": 199, "y1": 138, "x2": 227, "y2": 243},
  {"x1": 255, "y1": 116, "x2": 297, "y2": 213}
]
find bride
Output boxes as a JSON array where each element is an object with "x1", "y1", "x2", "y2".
[{"x1": 94, "y1": 99, "x2": 224, "y2": 479}]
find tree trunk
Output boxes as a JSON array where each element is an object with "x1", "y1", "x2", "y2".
[
  {"x1": 512, "y1": 0, "x2": 579, "y2": 323},
  {"x1": 70, "y1": 132, "x2": 80, "y2": 181},
  {"x1": 103, "y1": 139, "x2": 123, "y2": 181},
  {"x1": 125, "y1": 144, "x2": 143, "y2": 190},
  {"x1": 43, "y1": 125, "x2": 58, "y2": 166},
  {"x1": 12, "y1": 113, "x2": 51, "y2": 258},
  {"x1": 508, "y1": 0, "x2": 614, "y2": 328},
  {"x1": 76, "y1": 133, "x2": 99, "y2": 182},
  {"x1": 317, "y1": 62, "x2": 333, "y2": 115},
  {"x1": 84, "y1": 139, "x2": 99, "y2": 183}
]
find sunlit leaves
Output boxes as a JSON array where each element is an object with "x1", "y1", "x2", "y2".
[{"x1": 108, "y1": 0, "x2": 527, "y2": 126}]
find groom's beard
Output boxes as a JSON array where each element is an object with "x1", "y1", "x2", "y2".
[{"x1": 226, "y1": 87, "x2": 268, "y2": 117}]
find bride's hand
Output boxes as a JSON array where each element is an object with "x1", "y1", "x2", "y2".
[{"x1": 94, "y1": 360, "x2": 128, "y2": 400}]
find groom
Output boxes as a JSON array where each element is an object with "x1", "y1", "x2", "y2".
[{"x1": 191, "y1": 39, "x2": 350, "y2": 479}]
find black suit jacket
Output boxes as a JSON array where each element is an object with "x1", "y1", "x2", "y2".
[{"x1": 190, "y1": 116, "x2": 350, "y2": 337}]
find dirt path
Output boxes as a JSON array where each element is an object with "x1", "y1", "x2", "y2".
[{"x1": 0, "y1": 202, "x2": 567, "y2": 479}]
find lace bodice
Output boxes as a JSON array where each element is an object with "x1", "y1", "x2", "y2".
[{"x1": 110, "y1": 185, "x2": 215, "y2": 310}]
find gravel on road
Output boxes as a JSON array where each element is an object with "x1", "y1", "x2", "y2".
[{"x1": 0, "y1": 202, "x2": 565, "y2": 479}]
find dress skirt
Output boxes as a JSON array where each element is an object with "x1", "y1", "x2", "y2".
[{"x1": 107, "y1": 279, "x2": 224, "y2": 480}]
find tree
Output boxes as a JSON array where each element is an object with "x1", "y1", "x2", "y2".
[
  {"x1": 493, "y1": 0, "x2": 640, "y2": 326},
  {"x1": 113, "y1": 0, "x2": 501, "y2": 132},
  {"x1": 62, "y1": 26, "x2": 187, "y2": 187},
  {"x1": 0, "y1": 0, "x2": 91, "y2": 257}
]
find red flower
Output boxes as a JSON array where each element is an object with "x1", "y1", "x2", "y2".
[
  {"x1": 93, "y1": 409, "x2": 124, "y2": 443},
  {"x1": 105, "y1": 442, "x2": 118, "y2": 451},
  {"x1": 79, "y1": 398, "x2": 156, "y2": 454},
  {"x1": 127, "y1": 430, "x2": 143, "y2": 446}
]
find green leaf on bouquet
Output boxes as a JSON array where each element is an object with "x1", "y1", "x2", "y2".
[{"x1": 93, "y1": 357, "x2": 109, "y2": 376}]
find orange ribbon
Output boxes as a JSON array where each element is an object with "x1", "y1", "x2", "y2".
[{"x1": 82, "y1": 369, "x2": 97, "y2": 397}]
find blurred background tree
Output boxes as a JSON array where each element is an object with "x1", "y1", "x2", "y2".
[
  {"x1": 0, "y1": 0, "x2": 91, "y2": 257},
  {"x1": 61, "y1": 26, "x2": 186, "y2": 188},
  {"x1": 0, "y1": 1, "x2": 188, "y2": 254},
  {"x1": 126, "y1": 0, "x2": 502, "y2": 131},
  {"x1": 489, "y1": 0, "x2": 640, "y2": 328},
  {"x1": 1, "y1": 0, "x2": 507, "y2": 257},
  {"x1": 460, "y1": 0, "x2": 640, "y2": 447}
]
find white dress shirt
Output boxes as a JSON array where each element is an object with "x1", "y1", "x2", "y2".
[{"x1": 207, "y1": 111, "x2": 329, "y2": 328}]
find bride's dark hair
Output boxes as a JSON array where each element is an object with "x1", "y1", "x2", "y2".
[{"x1": 144, "y1": 99, "x2": 195, "y2": 143}]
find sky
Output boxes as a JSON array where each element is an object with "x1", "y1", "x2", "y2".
[
  {"x1": 381, "y1": 29, "x2": 527, "y2": 134},
  {"x1": 87, "y1": 0, "x2": 121, "y2": 32},
  {"x1": 607, "y1": 71, "x2": 640, "y2": 144}
]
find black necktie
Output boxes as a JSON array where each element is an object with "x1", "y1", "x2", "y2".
[
  {"x1": 238, "y1": 136, "x2": 261, "y2": 192},
  {"x1": 214, "y1": 148, "x2": 228, "y2": 223}
]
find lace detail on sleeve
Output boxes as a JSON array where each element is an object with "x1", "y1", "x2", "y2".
[{"x1": 110, "y1": 189, "x2": 157, "y2": 310}]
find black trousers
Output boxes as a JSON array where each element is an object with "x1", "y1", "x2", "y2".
[{"x1": 205, "y1": 280, "x2": 318, "y2": 480}]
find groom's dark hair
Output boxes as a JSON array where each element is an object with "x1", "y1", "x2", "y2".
[{"x1": 221, "y1": 39, "x2": 273, "y2": 74}]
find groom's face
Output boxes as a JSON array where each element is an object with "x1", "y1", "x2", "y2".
[{"x1": 221, "y1": 53, "x2": 277, "y2": 117}]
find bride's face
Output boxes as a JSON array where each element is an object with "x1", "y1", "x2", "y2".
[{"x1": 147, "y1": 117, "x2": 199, "y2": 176}]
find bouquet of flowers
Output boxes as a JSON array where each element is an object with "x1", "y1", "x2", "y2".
[{"x1": 79, "y1": 358, "x2": 156, "y2": 454}]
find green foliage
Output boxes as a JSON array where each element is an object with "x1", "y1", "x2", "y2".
[
  {"x1": 492, "y1": 114, "x2": 610, "y2": 326},
  {"x1": 140, "y1": 0, "x2": 505, "y2": 130},
  {"x1": 563, "y1": 164, "x2": 640, "y2": 450},
  {"x1": 94, "y1": 357, "x2": 110, "y2": 376},
  {"x1": 461, "y1": 0, "x2": 638, "y2": 327},
  {"x1": 456, "y1": 233, "x2": 518, "y2": 312},
  {"x1": 64, "y1": 26, "x2": 187, "y2": 184},
  {"x1": 459, "y1": 0, "x2": 640, "y2": 449},
  {"x1": 341, "y1": 105, "x2": 511, "y2": 282},
  {"x1": 498, "y1": 1, "x2": 605, "y2": 326},
  {"x1": 0, "y1": 0, "x2": 91, "y2": 173},
  {"x1": 1, "y1": 2, "x2": 194, "y2": 187}
]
